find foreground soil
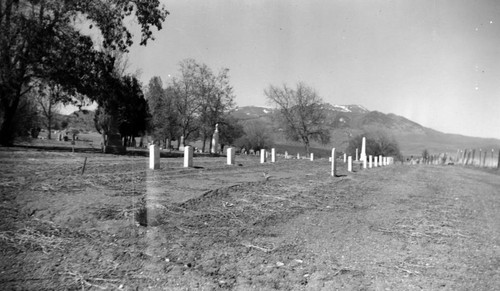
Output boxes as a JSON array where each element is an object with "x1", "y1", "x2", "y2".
[{"x1": 1, "y1": 148, "x2": 499, "y2": 290}]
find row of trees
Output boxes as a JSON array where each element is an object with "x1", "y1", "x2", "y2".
[
  {"x1": 0, "y1": 1, "x2": 401, "y2": 157},
  {"x1": 145, "y1": 59, "x2": 239, "y2": 152}
]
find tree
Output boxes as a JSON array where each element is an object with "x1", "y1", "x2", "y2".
[
  {"x1": 12, "y1": 89, "x2": 41, "y2": 138},
  {"x1": 145, "y1": 76, "x2": 179, "y2": 147},
  {"x1": 0, "y1": 0, "x2": 168, "y2": 145},
  {"x1": 94, "y1": 75, "x2": 149, "y2": 149},
  {"x1": 218, "y1": 115, "x2": 245, "y2": 151},
  {"x1": 265, "y1": 82, "x2": 330, "y2": 155},
  {"x1": 422, "y1": 149, "x2": 429, "y2": 163},
  {"x1": 170, "y1": 60, "x2": 202, "y2": 146},
  {"x1": 235, "y1": 120, "x2": 274, "y2": 152},
  {"x1": 34, "y1": 81, "x2": 66, "y2": 139},
  {"x1": 196, "y1": 65, "x2": 235, "y2": 152},
  {"x1": 346, "y1": 131, "x2": 403, "y2": 161},
  {"x1": 168, "y1": 59, "x2": 235, "y2": 151}
]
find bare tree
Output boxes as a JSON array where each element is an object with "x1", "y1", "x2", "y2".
[
  {"x1": 265, "y1": 82, "x2": 330, "y2": 155},
  {"x1": 34, "y1": 81, "x2": 75, "y2": 139},
  {"x1": 171, "y1": 59, "x2": 202, "y2": 145},
  {"x1": 169, "y1": 59, "x2": 235, "y2": 150},
  {"x1": 198, "y1": 66, "x2": 235, "y2": 152},
  {"x1": 235, "y1": 120, "x2": 274, "y2": 152}
]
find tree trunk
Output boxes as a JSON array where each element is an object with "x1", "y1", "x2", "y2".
[
  {"x1": 202, "y1": 134, "x2": 207, "y2": 152},
  {"x1": 303, "y1": 136, "x2": 310, "y2": 156},
  {"x1": 0, "y1": 91, "x2": 21, "y2": 146},
  {"x1": 47, "y1": 121, "x2": 52, "y2": 140},
  {"x1": 101, "y1": 132, "x2": 107, "y2": 153}
]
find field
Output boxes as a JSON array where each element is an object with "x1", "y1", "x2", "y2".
[{"x1": 1, "y1": 147, "x2": 499, "y2": 290}]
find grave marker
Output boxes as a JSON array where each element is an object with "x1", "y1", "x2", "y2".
[
  {"x1": 261, "y1": 149, "x2": 266, "y2": 163},
  {"x1": 369, "y1": 155, "x2": 373, "y2": 168},
  {"x1": 360, "y1": 137, "x2": 366, "y2": 162},
  {"x1": 331, "y1": 148, "x2": 337, "y2": 176},
  {"x1": 355, "y1": 148, "x2": 359, "y2": 161},
  {"x1": 348, "y1": 156, "x2": 353, "y2": 172},
  {"x1": 227, "y1": 147, "x2": 235, "y2": 165},
  {"x1": 184, "y1": 146, "x2": 193, "y2": 168},
  {"x1": 310, "y1": 153, "x2": 314, "y2": 161},
  {"x1": 343, "y1": 153, "x2": 347, "y2": 163},
  {"x1": 271, "y1": 148, "x2": 276, "y2": 163},
  {"x1": 374, "y1": 156, "x2": 378, "y2": 167},
  {"x1": 149, "y1": 144, "x2": 160, "y2": 169}
]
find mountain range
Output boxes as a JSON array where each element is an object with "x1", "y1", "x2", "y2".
[{"x1": 232, "y1": 104, "x2": 500, "y2": 156}]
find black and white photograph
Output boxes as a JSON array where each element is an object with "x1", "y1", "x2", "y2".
[{"x1": 1, "y1": 0, "x2": 499, "y2": 289}]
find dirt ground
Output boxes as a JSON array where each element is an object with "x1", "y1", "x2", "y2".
[{"x1": 0, "y1": 148, "x2": 499, "y2": 290}]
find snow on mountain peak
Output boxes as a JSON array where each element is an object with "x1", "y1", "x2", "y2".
[{"x1": 332, "y1": 105, "x2": 351, "y2": 112}]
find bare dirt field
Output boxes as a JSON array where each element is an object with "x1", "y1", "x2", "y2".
[{"x1": 1, "y1": 148, "x2": 499, "y2": 290}]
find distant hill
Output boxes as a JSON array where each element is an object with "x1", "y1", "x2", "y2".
[
  {"x1": 232, "y1": 105, "x2": 500, "y2": 156},
  {"x1": 48, "y1": 110, "x2": 96, "y2": 133},
  {"x1": 57, "y1": 104, "x2": 499, "y2": 156}
]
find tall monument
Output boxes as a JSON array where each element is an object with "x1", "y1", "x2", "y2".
[
  {"x1": 211, "y1": 124, "x2": 219, "y2": 154},
  {"x1": 360, "y1": 136, "x2": 367, "y2": 162}
]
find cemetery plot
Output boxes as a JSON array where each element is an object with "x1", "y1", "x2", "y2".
[{"x1": 0, "y1": 149, "x2": 499, "y2": 290}]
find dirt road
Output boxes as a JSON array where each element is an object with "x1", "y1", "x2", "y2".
[{"x1": 0, "y1": 149, "x2": 499, "y2": 290}]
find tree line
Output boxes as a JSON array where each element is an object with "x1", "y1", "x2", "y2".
[
  {"x1": 0, "y1": 0, "x2": 168, "y2": 146},
  {"x1": 0, "y1": 1, "x2": 402, "y2": 158}
]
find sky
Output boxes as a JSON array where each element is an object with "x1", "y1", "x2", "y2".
[{"x1": 124, "y1": 0, "x2": 500, "y2": 139}]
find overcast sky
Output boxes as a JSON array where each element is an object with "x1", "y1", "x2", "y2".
[{"x1": 126, "y1": 0, "x2": 500, "y2": 139}]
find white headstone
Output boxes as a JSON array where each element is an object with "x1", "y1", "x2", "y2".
[
  {"x1": 149, "y1": 144, "x2": 160, "y2": 169},
  {"x1": 363, "y1": 156, "x2": 367, "y2": 169},
  {"x1": 261, "y1": 149, "x2": 266, "y2": 163},
  {"x1": 227, "y1": 147, "x2": 235, "y2": 165},
  {"x1": 379, "y1": 155, "x2": 383, "y2": 166},
  {"x1": 360, "y1": 137, "x2": 366, "y2": 162},
  {"x1": 343, "y1": 153, "x2": 347, "y2": 163},
  {"x1": 348, "y1": 156, "x2": 353, "y2": 172},
  {"x1": 331, "y1": 148, "x2": 337, "y2": 176},
  {"x1": 369, "y1": 155, "x2": 373, "y2": 168},
  {"x1": 310, "y1": 153, "x2": 314, "y2": 161},
  {"x1": 211, "y1": 124, "x2": 219, "y2": 154},
  {"x1": 374, "y1": 156, "x2": 378, "y2": 167},
  {"x1": 184, "y1": 146, "x2": 193, "y2": 167},
  {"x1": 297, "y1": 153, "x2": 300, "y2": 159},
  {"x1": 271, "y1": 148, "x2": 276, "y2": 163},
  {"x1": 285, "y1": 151, "x2": 289, "y2": 159},
  {"x1": 355, "y1": 148, "x2": 359, "y2": 161}
]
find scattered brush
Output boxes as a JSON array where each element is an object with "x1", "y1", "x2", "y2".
[{"x1": 0, "y1": 225, "x2": 68, "y2": 253}]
